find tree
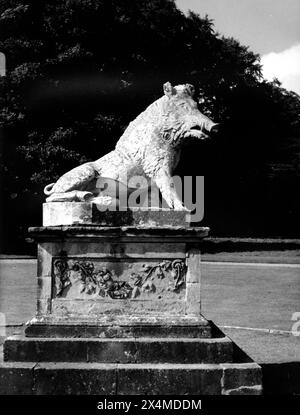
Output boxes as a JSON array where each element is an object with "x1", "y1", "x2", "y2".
[{"x1": 0, "y1": 0, "x2": 299, "y2": 252}]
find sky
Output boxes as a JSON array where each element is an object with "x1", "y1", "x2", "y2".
[{"x1": 176, "y1": 0, "x2": 300, "y2": 94}]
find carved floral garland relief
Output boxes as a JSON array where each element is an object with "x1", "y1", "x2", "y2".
[{"x1": 53, "y1": 259, "x2": 187, "y2": 299}]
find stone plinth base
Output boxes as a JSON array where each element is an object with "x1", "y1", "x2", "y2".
[
  {"x1": 43, "y1": 202, "x2": 191, "y2": 227},
  {"x1": 2, "y1": 319, "x2": 263, "y2": 395},
  {"x1": 25, "y1": 315, "x2": 212, "y2": 338},
  {"x1": 28, "y1": 224, "x2": 208, "y2": 320},
  {"x1": 0, "y1": 360, "x2": 262, "y2": 395},
  {"x1": 1, "y1": 210, "x2": 263, "y2": 395}
]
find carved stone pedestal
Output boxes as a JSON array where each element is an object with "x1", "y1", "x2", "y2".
[
  {"x1": 1, "y1": 206, "x2": 262, "y2": 395},
  {"x1": 27, "y1": 222, "x2": 208, "y2": 327}
]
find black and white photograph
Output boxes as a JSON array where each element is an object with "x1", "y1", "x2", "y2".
[{"x1": 0, "y1": 0, "x2": 299, "y2": 403}]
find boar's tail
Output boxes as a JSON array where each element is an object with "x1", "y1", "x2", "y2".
[{"x1": 44, "y1": 183, "x2": 55, "y2": 195}]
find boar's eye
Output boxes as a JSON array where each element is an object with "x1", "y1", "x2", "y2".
[
  {"x1": 179, "y1": 102, "x2": 189, "y2": 108},
  {"x1": 179, "y1": 102, "x2": 193, "y2": 112}
]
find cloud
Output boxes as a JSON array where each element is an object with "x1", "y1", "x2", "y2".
[{"x1": 261, "y1": 44, "x2": 300, "y2": 94}]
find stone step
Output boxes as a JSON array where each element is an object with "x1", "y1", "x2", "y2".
[
  {"x1": 0, "y1": 361, "x2": 262, "y2": 395},
  {"x1": 25, "y1": 316, "x2": 213, "y2": 338},
  {"x1": 4, "y1": 335, "x2": 233, "y2": 364}
]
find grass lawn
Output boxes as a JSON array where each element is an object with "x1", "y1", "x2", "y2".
[{"x1": 0, "y1": 257, "x2": 299, "y2": 364}]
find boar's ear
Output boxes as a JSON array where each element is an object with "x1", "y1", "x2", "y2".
[
  {"x1": 163, "y1": 82, "x2": 176, "y2": 98},
  {"x1": 185, "y1": 84, "x2": 195, "y2": 97}
]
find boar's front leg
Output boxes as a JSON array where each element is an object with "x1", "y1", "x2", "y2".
[{"x1": 153, "y1": 168, "x2": 187, "y2": 210}]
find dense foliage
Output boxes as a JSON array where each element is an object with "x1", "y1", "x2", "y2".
[{"x1": 0, "y1": 0, "x2": 299, "y2": 251}]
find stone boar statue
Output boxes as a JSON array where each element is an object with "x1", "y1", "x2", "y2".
[{"x1": 44, "y1": 82, "x2": 219, "y2": 210}]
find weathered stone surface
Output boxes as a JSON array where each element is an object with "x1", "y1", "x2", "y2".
[
  {"x1": 186, "y1": 282, "x2": 201, "y2": 315},
  {"x1": 117, "y1": 364, "x2": 223, "y2": 395},
  {"x1": 0, "y1": 361, "x2": 265, "y2": 395},
  {"x1": 1, "y1": 324, "x2": 263, "y2": 396},
  {"x1": 33, "y1": 363, "x2": 117, "y2": 395},
  {"x1": 26, "y1": 323, "x2": 212, "y2": 339},
  {"x1": 51, "y1": 258, "x2": 186, "y2": 301},
  {"x1": 26, "y1": 323, "x2": 90, "y2": 339},
  {"x1": 5, "y1": 335, "x2": 233, "y2": 364},
  {"x1": 222, "y1": 363, "x2": 262, "y2": 393},
  {"x1": 36, "y1": 299, "x2": 51, "y2": 316},
  {"x1": 225, "y1": 385, "x2": 262, "y2": 395},
  {"x1": 51, "y1": 299, "x2": 186, "y2": 317},
  {"x1": 186, "y1": 247, "x2": 201, "y2": 283},
  {"x1": 40, "y1": 241, "x2": 186, "y2": 260},
  {"x1": 29, "y1": 225, "x2": 210, "y2": 240},
  {"x1": 0, "y1": 362, "x2": 35, "y2": 395},
  {"x1": 5, "y1": 336, "x2": 87, "y2": 363},
  {"x1": 128, "y1": 337, "x2": 233, "y2": 365},
  {"x1": 0, "y1": 161, "x2": 265, "y2": 398},
  {"x1": 37, "y1": 243, "x2": 52, "y2": 278},
  {"x1": 25, "y1": 315, "x2": 212, "y2": 338},
  {"x1": 43, "y1": 82, "x2": 218, "y2": 211},
  {"x1": 28, "y1": 225, "x2": 209, "y2": 320},
  {"x1": 37, "y1": 277, "x2": 52, "y2": 299},
  {"x1": 3, "y1": 190, "x2": 263, "y2": 397},
  {"x1": 43, "y1": 202, "x2": 92, "y2": 226},
  {"x1": 43, "y1": 203, "x2": 191, "y2": 227}
]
